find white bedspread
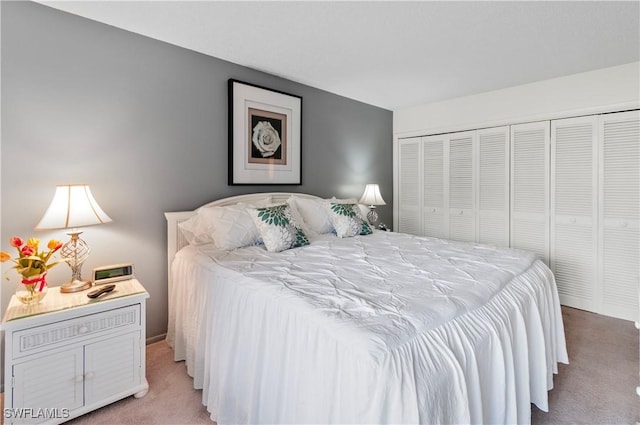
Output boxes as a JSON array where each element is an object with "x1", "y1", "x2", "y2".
[{"x1": 167, "y1": 231, "x2": 568, "y2": 424}]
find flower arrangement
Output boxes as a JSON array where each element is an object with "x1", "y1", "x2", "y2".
[{"x1": 1, "y1": 236, "x2": 64, "y2": 303}]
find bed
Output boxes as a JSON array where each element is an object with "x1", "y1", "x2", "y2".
[{"x1": 165, "y1": 192, "x2": 568, "y2": 424}]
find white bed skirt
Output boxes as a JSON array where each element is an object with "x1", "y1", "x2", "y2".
[{"x1": 167, "y1": 235, "x2": 568, "y2": 424}]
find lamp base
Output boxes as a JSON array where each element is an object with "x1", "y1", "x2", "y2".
[
  {"x1": 366, "y1": 206, "x2": 379, "y2": 226},
  {"x1": 60, "y1": 279, "x2": 92, "y2": 293}
]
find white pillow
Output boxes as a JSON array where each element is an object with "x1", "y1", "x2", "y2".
[
  {"x1": 199, "y1": 204, "x2": 263, "y2": 250},
  {"x1": 286, "y1": 196, "x2": 334, "y2": 235},
  {"x1": 178, "y1": 214, "x2": 213, "y2": 245},
  {"x1": 177, "y1": 197, "x2": 273, "y2": 249},
  {"x1": 247, "y1": 204, "x2": 310, "y2": 252},
  {"x1": 326, "y1": 202, "x2": 373, "y2": 238}
]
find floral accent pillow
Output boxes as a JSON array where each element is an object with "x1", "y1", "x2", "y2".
[
  {"x1": 327, "y1": 203, "x2": 373, "y2": 238},
  {"x1": 247, "y1": 204, "x2": 310, "y2": 252}
]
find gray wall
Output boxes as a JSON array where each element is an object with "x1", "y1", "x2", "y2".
[{"x1": 0, "y1": 1, "x2": 392, "y2": 343}]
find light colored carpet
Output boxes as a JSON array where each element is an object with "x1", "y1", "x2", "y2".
[
  {"x1": 531, "y1": 307, "x2": 639, "y2": 424},
  {"x1": 3, "y1": 306, "x2": 639, "y2": 424}
]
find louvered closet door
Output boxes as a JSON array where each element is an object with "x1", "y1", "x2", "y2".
[
  {"x1": 448, "y1": 131, "x2": 475, "y2": 242},
  {"x1": 510, "y1": 121, "x2": 550, "y2": 264},
  {"x1": 422, "y1": 135, "x2": 447, "y2": 238},
  {"x1": 397, "y1": 137, "x2": 422, "y2": 235},
  {"x1": 477, "y1": 126, "x2": 510, "y2": 247},
  {"x1": 599, "y1": 110, "x2": 639, "y2": 321},
  {"x1": 551, "y1": 116, "x2": 598, "y2": 311}
]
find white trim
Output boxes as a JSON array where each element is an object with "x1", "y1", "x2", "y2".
[{"x1": 394, "y1": 101, "x2": 640, "y2": 140}]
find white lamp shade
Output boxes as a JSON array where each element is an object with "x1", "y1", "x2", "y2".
[
  {"x1": 359, "y1": 184, "x2": 386, "y2": 206},
  {"x1": 36, "y1": 184, "x2": 112, "y2": 230}
]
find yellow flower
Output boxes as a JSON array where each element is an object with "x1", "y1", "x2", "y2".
[
  {"x1": 0, "y1": 251, "x2": 11, "y2": 262},
  {"x1": 26, "y1": 238, "x2": 40, "y2": 248}
]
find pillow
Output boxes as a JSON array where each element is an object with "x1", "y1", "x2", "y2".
[
  {"x1": 286, "y1": 196, "x2": 333, "y2": 235},
  {"x1": 326, "y1": 203, "x2": 373, "y2": 238},
  {"x1": 177, "y1": 197, "x2": 273, "y2": 249},
  {"x1": 328, "y1": 197, "x2": 370, "y2": 219},
  {"x1": 199, "y1": 204, "x2": 263, "y2": 250},
  {"x1": 247, "y1": 204, "x2": 310, "y2": 252},
  {"x1": 178, "y1": 214, "x2": 213, "y2": 245}
]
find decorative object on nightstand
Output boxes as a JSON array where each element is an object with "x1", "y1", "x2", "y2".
[
  {"x1": 359, "y1": 183, "x2": 386, "y2": 227},
  {"x1": 1, "y1": 236, "x2": 64, "y2": 305},
  {"x1": 36, "y1": 184, "x2": 112, "y2": 293}
]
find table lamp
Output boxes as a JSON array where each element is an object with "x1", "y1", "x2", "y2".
[
  {"x1": 359, "y1": 183, "x2": 386, "y2": 226},
  {"x1": 36, "y1": 184, "x2": 112, "y2": 293}
]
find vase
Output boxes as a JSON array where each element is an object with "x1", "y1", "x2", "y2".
[{"x1": 16, "y1": 272, "x2": 48, "y2": 305}]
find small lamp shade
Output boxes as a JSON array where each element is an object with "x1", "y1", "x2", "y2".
[
  {"x1": 36, "y1": 185, "x2": 112, "y2": 230},
  {"x1": 359, "y1": 184, "x2": 386, "y2": 206}
]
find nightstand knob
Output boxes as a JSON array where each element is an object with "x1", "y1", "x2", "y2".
[
  {"x1": 74, "y1": 375, "x2": 84, "y2": 383},
  {"x1": 85, "y1": 371, "x2": 95, "y2": 380},
  {"x1": 78, "y1": 325, "x2": 89, "y2": 334},
  {"x1": 621, "y1": 221, "x2": 628, "y2": 228}
]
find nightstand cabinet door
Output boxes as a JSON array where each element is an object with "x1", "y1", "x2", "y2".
[
  {"x1": 12, "y1": 347, "x2": 84, "y2": 422},
  {"x1": 84, "y1": 331, "x2": 142, "y2": 405}
]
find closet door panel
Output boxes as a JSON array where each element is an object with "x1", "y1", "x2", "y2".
[
  {"x1": 599, "y1": 111, "x2": 639, "y2": 321},
  {"x1": 397, "y1": 138, "x2": 422, "y2": 235},
  {"x1": 477, "y1": 126, "x2": 510, "y2": 247},
  {"x1": 551, "y1": 116, "x2": 598, "y2": 311},
  {"x1": 448, "y1": 131, "x2": 475, "y2": 242},
  {"x1": 422, "y1": 135, "x2": 448, "y2": 238},
  {"x1": 510, "y1": 122, "x2": 550, "y2": 264}
]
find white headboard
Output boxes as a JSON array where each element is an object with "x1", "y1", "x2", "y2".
[{"x1": 164, "y1": 192, "x2": 322, "y2": 294}]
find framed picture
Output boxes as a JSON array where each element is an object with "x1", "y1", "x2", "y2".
[{"x1": 228, "y1": 79, "x2": 302, "y2": 185}]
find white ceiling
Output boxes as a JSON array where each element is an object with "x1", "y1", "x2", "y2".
[{"x1": 38, "y1": 1, "x2": 640, "y2": 111}]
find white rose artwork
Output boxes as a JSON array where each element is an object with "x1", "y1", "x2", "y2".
[
  {"x1": 229, "y1": 80, "x2": 301, "y2": 184},
  {"x1": 252, "y1": 121, "x2": 281, "y2": 158}
]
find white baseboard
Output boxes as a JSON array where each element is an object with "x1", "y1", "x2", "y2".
[{"x1": 146, "y1": 333, "x2": 167, "y2": 345}]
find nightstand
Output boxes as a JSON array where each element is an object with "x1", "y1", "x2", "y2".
[{"x1": 2, "y1": 279, "x2": 149, "y2": 424}]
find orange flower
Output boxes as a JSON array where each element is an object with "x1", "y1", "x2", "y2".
[
  {"x1": 0, "y1": 251, "x2": 10, "y2": 262},
  {"x1": 47, "y1": 239, "x2": 63, "y2": 251}
]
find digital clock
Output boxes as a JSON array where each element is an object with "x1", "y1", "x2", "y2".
[{"x1": 92, "y1": 263, "x2": 135, "y2": 285}]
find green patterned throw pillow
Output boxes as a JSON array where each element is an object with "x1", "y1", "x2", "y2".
[
  {"x1": 247, "y1": 204, "x2": 310, "y2": 252},
  {"x1": 327, "y1": 203, "x2": 373, "y2": 238}
]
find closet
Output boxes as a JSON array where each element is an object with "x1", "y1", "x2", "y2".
[
  {"x1": 396, "y1": 110, "x2": 639, "y2": 321},
  {"x1": 397, "y1": 126, "x2": 509, "y2": 245}
]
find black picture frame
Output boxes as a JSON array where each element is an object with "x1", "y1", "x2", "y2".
[{"x1": 228, "y1": 79, "x2": 302, "y2": 185}]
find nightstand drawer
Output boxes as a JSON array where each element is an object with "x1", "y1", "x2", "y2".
[{"x1": 13, "y1": 304, "x2": 140, "y2": 358}]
